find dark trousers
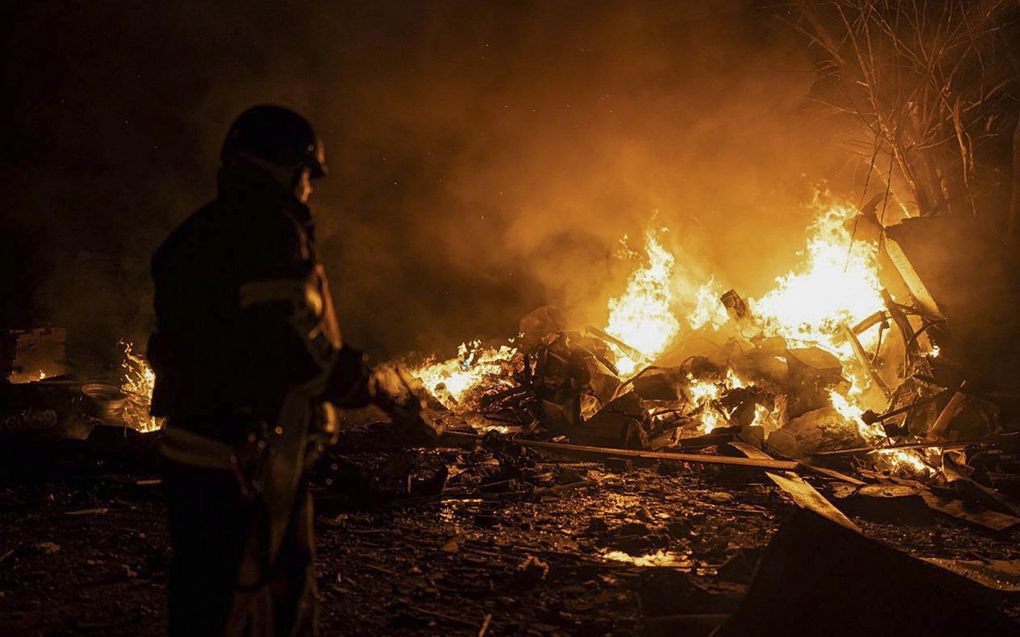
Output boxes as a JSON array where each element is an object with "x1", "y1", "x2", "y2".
[{"x1": 164, "y1": 460, "x2": 318, "y2": 637}]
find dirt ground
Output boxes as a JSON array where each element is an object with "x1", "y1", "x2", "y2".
[{"x1": 2, "y1": 438, "x2": 1020, "y2": 637}]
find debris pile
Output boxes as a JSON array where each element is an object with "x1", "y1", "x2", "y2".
[{"x1": 400, "y1": 199, "x2": 1020, "y2": 530}]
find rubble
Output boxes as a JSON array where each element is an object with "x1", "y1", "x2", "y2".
[
  {"x1": 714, "y1": 511, "x2": 1017, "y2": 637},
  {"x1": 765, "y1": 405, "x2": 866, "y2": 458},
  {"x1": 388, "y1": 202, "x2": 1020, "y2": 543}
]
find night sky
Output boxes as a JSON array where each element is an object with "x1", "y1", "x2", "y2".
[{"x1": 3, "y1": 1, "x2": 872, "y2": 362}]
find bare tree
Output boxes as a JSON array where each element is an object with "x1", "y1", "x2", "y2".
[{"x1": 781, "y1": 0, "x2": 1018, "y2": 223}]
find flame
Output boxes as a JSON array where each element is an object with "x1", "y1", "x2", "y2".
[
  {"x1": 737, "y1": 201, "x2": 928, "y2": 475},
  {"x1": 750, "y1": 203, "x2": 885, "y2": 362},
  {"x1": 688, "y1": 279, "x2": 729, "y2": 331},
  {"x1": 404, "y1": 197, "x2": 937, "y2": 477},
  {"x1": 686, "y1": 369, "x2": 755, "y2": 433},
  {"x1": 723, "y1": 201, "x2": 930, "y2": 475},
  {"x1": 828, "y1": 388, "x2": 933, "y2": 474},
  {"x1": 604, "y1": 226, "x2": 682, "y2": 376},
  {"x1": 677, "y1": 199, "x2": 929, "y2": 475},
  {"x1": 408, "y1": 340, "x2": 517, "y2": 409},
  {"x1": 119, "y1": 341, "x2": 160, "y2": 432},
  {"x1": 871, "y1": 448, "x2": 935, "y2": 478},
  {"x1": 828, "y1": 389, "x2": 865, "y2": 423},
  {"x1": 602, "y1": 202, "x2": 932, "y2": 474},
  {"x1": 752, "y1": 403, "x2": 771, "y2": 429}
]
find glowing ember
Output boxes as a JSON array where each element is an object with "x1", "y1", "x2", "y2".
[
  {"x1": 408, "y1": 340, "x2": 517, "y2": 409},
  {"x1": 119, "y1": 341, "x2": 160, "y2": 432},
  {"x1": 604, "y1": 226, "x2": 681, "y2": 376},
  {"x1": 601, "y1": 549, "x2": 691, "y2": 567}
]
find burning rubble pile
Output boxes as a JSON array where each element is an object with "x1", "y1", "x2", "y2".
[
  {"x1": 405, "y1": 198, "x2": 1016, "y2": 494},
  {"x1": 4, "y1": 195, "x2": 1020, "y2": 530}
]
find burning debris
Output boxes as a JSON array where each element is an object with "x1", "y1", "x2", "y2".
[
  {"x1": 117, "y1": 341, "x2": 160, "y2": 433},
  {"x1": 0, "y1": 338, "x2": 161, "y2": 441},
  {"x1": 404, "y1": 196, "x2": 1018, "y2": 505},
  {"x1": 5, "y1": 194, "x2": 1019, "y2": 540}
]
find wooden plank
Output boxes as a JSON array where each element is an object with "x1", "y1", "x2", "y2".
[
  {"x1": 510, "y1": 437, "x2": 800, "y2": 471},
  {"x1": 440, "y1": 433, "x2": 802, "y2": 471},
  {"x1": 729, "y1": 441, "x2": 861, "y2": 532},
  {"x1": 928, "y1": 381, "x2": 969, "y2": 439}
]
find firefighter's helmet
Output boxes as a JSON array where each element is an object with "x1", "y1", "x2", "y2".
[{"x1": 221, "y1": 105, "x2": 326, "y2": 178}]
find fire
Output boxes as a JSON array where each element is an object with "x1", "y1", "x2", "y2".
[
  {"x1": 687, "y1": 375, "x2": 726, "y2": 433},
  {"x1": 871, "y1": 448, "x2": 935, "y2": 478},
  {"x1": 406, "y1": 196, "x2": 936, "y2": 476},
  {"x1": 604, "y1": 226, "x2": 682, "y2": 376},
  {"x1": 746, "y1": 201, "x2": 928, "y2": 474},
  {"x1": 409, "y1": 340, "x2": 517, "y2": 409},
  {"x1": 686, "y1": 369, "x2": 752, "y2": 433},
  {"x1": 829, "y1": 389, "x2": 866, "y2": 426},
  {"x1": 750, "y1": 202, "x2": 885, "y2": 361},
  {"x1": 119, "y1": 341, "x2": 160, "y2": 432},
  {"x1": 688, "y1": 279, "x2": 729, "y2": 331},
  {"x1": 652, "y1": 199, "x2": 930, "y2": 473}
]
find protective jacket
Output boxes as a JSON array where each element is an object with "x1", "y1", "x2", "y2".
[{"x1": 148, "y1": 162, "x2": 369, "y2": 443}]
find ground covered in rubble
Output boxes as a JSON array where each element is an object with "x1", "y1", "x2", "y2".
[{"x1": 3, "y1": 440, "x2": 1020, "y2": 636}]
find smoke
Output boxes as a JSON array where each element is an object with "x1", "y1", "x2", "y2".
[{"x1": 1, "y1": 1, "x2": 860, "y2": 361}]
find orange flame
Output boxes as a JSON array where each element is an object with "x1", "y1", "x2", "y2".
[
  {"x1": 603, "y1": 226, "x2": 682, "y2": 376},
  {"x1": 404, "y1": 196, "x2": 936, "y2": 476},
  {"x1": 750, "y1": 202, "x2": 885, "y2": 365},
  {"x1": 119, "y1": 341, "x2": 160, "y2": 432},
  {"x1": 408, "y1": 340, "x2": 517, "y2": 410}
]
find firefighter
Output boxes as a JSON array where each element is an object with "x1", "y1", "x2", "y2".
[{"x1": 148, "y1": 105, "x2": 394, "y2": 636}]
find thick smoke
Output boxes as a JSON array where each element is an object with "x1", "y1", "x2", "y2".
[{"x1": 1, "y1": 1, "x2": 860, "y2": 363}]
